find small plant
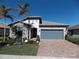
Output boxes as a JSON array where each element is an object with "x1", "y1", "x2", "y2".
[{"x1": 36, "y1": 35, "x2": 40, "y2": 44}]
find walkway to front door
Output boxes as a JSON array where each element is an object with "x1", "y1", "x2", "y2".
[{"x1": 37, "y1": 40, "x2": 79, "y2": 57}]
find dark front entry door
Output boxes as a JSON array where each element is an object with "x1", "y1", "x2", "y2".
[{"x1": 31, "y1": 28, "x2": 37, "y2": 38}]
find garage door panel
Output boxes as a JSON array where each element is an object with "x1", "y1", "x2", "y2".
[{"x1": 41, "y1": 29, "x2": 64, "y2": 39}]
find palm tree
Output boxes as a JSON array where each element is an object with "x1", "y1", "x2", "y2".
[
  {"x1": 16, "y1": 1, "x2": 30, "y2": 15},
  {"x1": 16, "y1": 1, "x2": 30, "y2": 43},
  {"x1": 0, "y1": 5, "x2": 15, "y2": 41}
]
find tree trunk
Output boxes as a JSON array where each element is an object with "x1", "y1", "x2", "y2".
[{"x1": 3, "y1": 18, "x2": 6, "y2": 42}]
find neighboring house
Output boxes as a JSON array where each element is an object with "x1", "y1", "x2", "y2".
[
  {"x1": 8, "y1": 16, "x2": 69, "y2": 40},
  {"x1": 0, "y1": 23, "x2": 9, "y2": 37},
  {"x1": 68, "y1": 25, "x2": 79, "y2": 37}
]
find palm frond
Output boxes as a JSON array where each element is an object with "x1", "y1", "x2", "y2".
[
  {"x1": 6, "y1": 8, "x2": 17, "y2": 11},
  {"x1": 4, "y1": 10, "x2": 8, "y2": 15},
  {"x1": 23, "y1": 2, "x2": 30, "y2": 9},
  {"x1": 19, "y1": 10, "x2": 24, "y2": 15},
  {"x1": 19, "y1": 9, "x2": 30, "y2": 16},
  {"x1": 0, "y1": 5, "x2": 5, "y2": 13},
  {"x1": 25, "y1": 9, "x2": 30, "y2": 14},
  {"x1": 16, "y1": 0, "x2": 23, "y2": 9},
  {"x1": 0, "y1": 5, "x2": 16, "y2": 15},
  {"x1": 17, "y1": 3, "x2": 24, "y2": 10},
  {"x1": 1, "y1": 5, "x2": 6, "y2": 10},
  {"x1": 5, "y1": 15, "x2": 15, "y2": 22}
]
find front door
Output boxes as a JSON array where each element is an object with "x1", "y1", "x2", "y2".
[{"x1": 31, "y1": 28, "x2": 37, "y2": 38}]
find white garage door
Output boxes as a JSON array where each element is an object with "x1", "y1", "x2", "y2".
[{"x1": 41, "y1": 29, "x2": 64, "y2": 39}]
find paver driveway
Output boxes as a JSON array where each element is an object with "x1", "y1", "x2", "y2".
[{"x1": 37, "y1": 40, "x2": 79, "y2": 57}]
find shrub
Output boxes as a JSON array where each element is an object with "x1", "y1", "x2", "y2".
[
  {"x1": 1, "y1": 37, "x2": 15, "y2": 46},
  {"x1": 36, "y1": 35, "x2": 40, "y2": 42},
  {"x1": 6, "y1": 38, "x2": 15, "y2": 45},
  {"x1": 65, "y1": 35, "x2": 79, "y2": 45},
  {"x1": 0, "y1": 37, "x2": 4, "y2": 41},
  {"x1": 0, "y1": 41, "x2": 7, "y2": 47}
]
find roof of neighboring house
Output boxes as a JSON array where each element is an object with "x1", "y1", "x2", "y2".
[
  {"x1": 0, "y1": 23, "x2": 10, "y2": 28},
  {"x1": 40, "y1": 20, "x2": 69, "y2": 27},
  {"x1": 68, "y1": 25, "x2": 79, "y2": 30}
]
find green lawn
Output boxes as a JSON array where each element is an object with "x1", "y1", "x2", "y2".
[
  {"x1": 66, "y1": 38, "x2": 79, "y2": 45},
  {"x1": 0, "y1": 44, "x2": 38, "y2": 56},
  {"x1": 65, "y1": 36, "x2": 79, "y2": 45}
]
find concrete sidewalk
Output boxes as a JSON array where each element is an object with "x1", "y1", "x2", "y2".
[{"x1": 0, "y1": 55, "x2": 78, "y2": 59}]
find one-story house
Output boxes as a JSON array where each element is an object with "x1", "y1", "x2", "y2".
[
  {"x1": 68, "y1": 25, "x2": 79, "y2": 37},
  {"x1": 0, "y1": 23, "x2": 9, "y2": 37},
  {"x1": 8, "y1": 16, "x2": 69, "y2": 40}
]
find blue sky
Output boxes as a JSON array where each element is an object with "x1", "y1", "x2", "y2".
[{"x1": 0, "y1": 0, "x2": 79, "y2": 25}]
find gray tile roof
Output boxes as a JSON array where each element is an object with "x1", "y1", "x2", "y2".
[
  {"x1": 40, "y1": 20, "x2": 69, "y2": 26},
  {"x1": 8, "y1": 16, "x2": 69, "y2": 26}
]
